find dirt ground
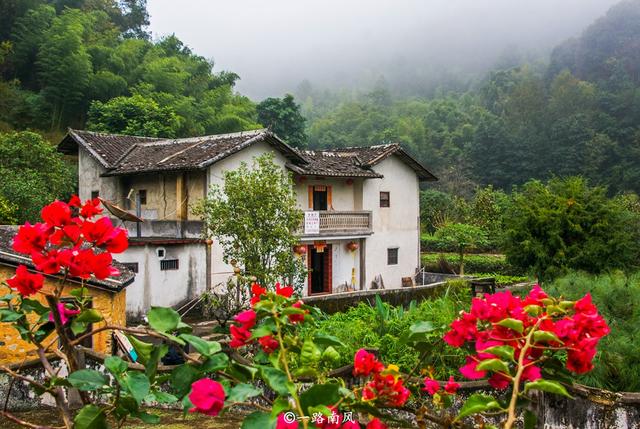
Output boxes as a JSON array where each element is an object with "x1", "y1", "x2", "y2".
[{"x1": 2, "y1": 408, "x2": 246, "y2": 429}]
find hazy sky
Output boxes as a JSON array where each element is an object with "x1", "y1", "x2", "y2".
[{"x1": 147, "y1": 0, "x2": 620, "y2": 100}]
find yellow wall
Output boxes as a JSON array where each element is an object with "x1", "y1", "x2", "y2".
[{"x1": 0, "y1": 265, "x2": 126, "y2": 365}]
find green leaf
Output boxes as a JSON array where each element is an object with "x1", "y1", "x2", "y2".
[
  {"x1": 20, "y1": 298, "x2": 49, "y2": 315},
  {"x1": 180, "y1": 334, "x2": 221, "y2": 357},
  {"x1": 122, "y1": 371, "x2": 151, "y2": 404},
  {"x1": 0, "y1": 293, "x2": 16, "y2": 302},
  {"x1": 127, "y1": 335, "x2": 154, "y2": 365},
  {"x1": 0, "y1": 308, "x2": 24, "y2": 322},
  {"x1": 71, "y1": 320, "x2": 89, "y2": 336},
  {"x1": 495, "y1": 318, "x2": 524, "y2": 333},
  {"x1": 300, "y1": 383, "x2": 341, "y2": 415},
  {"x1": 524, "y1": 379, "x2": 573, "y2": 398},
  {"x1": 479, "y1": 345, "x2": 515, "y2": 362},
  {"x1": 456, "y1": 393, "x2": 502, "y2": 420},
  {"x1": 300, "y1": 339, "x2": 321, "y2": 367},
  {"x1": 145, "y1": 343, "x2": 169, "y2": 382},
  {"x1": 476, "y1": 358, "x2": 511, "y2": 374},
  {"x1": 227, "y1": 383, "x2": 263, "y2": 403},
  {"x1": 321, "y1": 346, "x2": 340, "y2": 365},
  {"x1": 133, "y1": 411, "x2": 160, "y2": 424},
  {"x1": 312, "y1": 332, "x2": 346, "y2": 348},
  {"x1": 104, "y1": 356, "x2": 128, "y2": 375},
  {"x1": 147, "y1": 307, "x2": 180, "y2": 332},
  {"x1": 524, "y1": 409, "x2": 537, "y2": 429},
  {"x1": 282, "y1": 306, "x2": 306, "y2": 315},
  {"x1": 533, "y1": 330, "x2": 563, "y2": 344},
  {"x1": 68, "y1": 369, "x2": 109, "y2": 391},
  {"x1": 241, "y1": 411, "x2": 275, "y2": 429},
  {"x1": 170, "y1": 364, "x2": 201, "y2": 398},
  {"x1": 153, "y1": 391, "x2": 178, "y2": 404},
  {"x1": 199, "y1": 353, "x2": 229, "y2": 372},
  {"x1": 75, "y1": 309, "x2": 103, "y2": 324},
  {"x1": 74, "y1": 405, "x2": 107, "y2": 429},
  {"x1": 70, "y1": 288, "x2": 88, "y2": 299},
  {"x1": 259, "y1": 366, "x2": 295, "y2": 396},
  {"x1": 250, "y1": 324, "x2": 275, "y2": 339}
]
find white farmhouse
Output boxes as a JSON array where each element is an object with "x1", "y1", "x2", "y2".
[{"x1": 58, "y1": 129, "x2": 437, "y2": 320}]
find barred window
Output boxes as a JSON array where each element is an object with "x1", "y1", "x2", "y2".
[
  {"x1": 387, "y1": 248, "x2": 398, "y2": 265},
  {"x1": 380, "y1": 192, "x2": 390, "y2": 207},
  {"x1": 160, "y1": 259, "x2": 179, "y2": 271}
]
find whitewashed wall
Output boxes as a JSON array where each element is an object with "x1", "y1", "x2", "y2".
[
  {"x1": 294, "y1": 178, "x2": 363, "y2": 210},
  {"x1": 362, "y1": 155, "x2": 420, "y2": 289},
  {"x1": 78, "y1": 148, "x2": 119, "y2": 203},
  {"x1": 118, "y1": 243, "x2": 207, "y2": 320}
]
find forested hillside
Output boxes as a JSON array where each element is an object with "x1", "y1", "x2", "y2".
[{"x1": 300, "y1": 0, "x2": 640, "y2": 194}]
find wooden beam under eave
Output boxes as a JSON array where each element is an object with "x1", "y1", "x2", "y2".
[{"x1": 176, "y1": 172, "x2": 188, "y2": 220}]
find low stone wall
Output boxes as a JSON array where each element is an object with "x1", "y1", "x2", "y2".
[{"x1": 303, "y1": 281, "x2": 452, "y2": 313}]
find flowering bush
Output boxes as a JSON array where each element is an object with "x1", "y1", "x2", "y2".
[{"x1": 0, "y1": 198, "x2": 610, "y2": 429}]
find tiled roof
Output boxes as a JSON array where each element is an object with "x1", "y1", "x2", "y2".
[
  {"x1": 291, "y1": 144, "x2": 438, "y2": 181},
  {"x1": 59, "y1": 129, "x2": 437, "y2": 181},
  {"x1": 0, "y1": 226, "x2": 134, "y2": 292}
]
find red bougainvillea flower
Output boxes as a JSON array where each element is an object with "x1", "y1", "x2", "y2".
[
  {"x1": 12, "y1": 222, "x2": 50, "y2": 255},
  {"x1": 276, "y1": 413, "x2": 299, "y2": 429},
  {"x1": 362, "y1": 373, "x2": 410, "y2": 407},
  {"x1": 7, "y1": 265, "x2": 44, "y2": 296},
  {"x1": 234, "y1": 309, "x2": 257, "y2": 329},
  {"x1": 250, "y1": 283, "x2": 267, "y2": 306},
  {"x1": 68, "y1": 195, "x2": 82, "y2": 208},
  {"x1": 188, "y1": 378, "x2": 225, "y2": 416},
  {"x1": 41, "y1": 200, "x2": 73, "y2": 227},
  {"x1": 341, "y1": 421, "x2": 360, "y2": 429},
  {"x1": 82, "y1": 217, "x2": 128, "y2": 253},
  {"x1": 459, "y1": 356, "x2": 486, "y2": 380},
  {"x1": 258, "y1": 335, "x2": 279, "y2": 354},
  {"x1": 366, "y1": 418, "x2": 388, "y2": 429},
  {"x1": 275, "y1": 282, "x2": 294, "y2": 298},
  {"x1": 79, "y1": 198, "x2": 103, "y2": 218},
  {"x1": 49, "y1": 303, "x2": 80, "y2": 325},
  {"x1": 288, "y1": 300, "x2": 307, "y2": 324},
  {"x1": 422, "y1": 377, "x2": 440, "y2": 395},
  {"x1": 353, "y1": 349, "x2": 384, "y2": 377},
  {"x1": 443, "y1": 312, "x2": 477, "y2": 347},
  {"x1": 488, "y1": 373, "x2": 511, "y2": 390},
  {"x1": 229, "y1": 324, "x2": 252, "y2": 348},
  {"x1": 444, "y1": 376, "x2": 461, "y2": 394}
]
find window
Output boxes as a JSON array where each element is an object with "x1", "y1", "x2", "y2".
[
  {"x1": 380, "y1": 192, "x2": 390, "y2": 207},
  {"x1": 387, "y1": 248, "x2": 398, "y2": 265},
  {"x1": 156, "y1": 248, "x2": 165, "y2": 258},
  {"x1": 138, "y1": 189, "x2": 147, "y2": 205},
  {"x1": 122, "y1": 262, "x2": 139, "y2": 273},
  {"x1": 91, "y1": 190, "x2": 99, "y2": 200},
  {"x1": 160, "y1": 259, "x2": 179, "y2": 271}
]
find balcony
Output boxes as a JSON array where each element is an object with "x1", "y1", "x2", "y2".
[{"x1": 300, "y1": 211, "x2": 372, "y2": 238}]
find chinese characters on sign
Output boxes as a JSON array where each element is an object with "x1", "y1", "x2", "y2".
[{"x1": 304, "y1": 211, "x2": 320, "y2": 234}]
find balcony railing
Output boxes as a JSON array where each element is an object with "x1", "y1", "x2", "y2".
[{"x1": 301, "y1": 211, "x2": 372, "y2": 237}]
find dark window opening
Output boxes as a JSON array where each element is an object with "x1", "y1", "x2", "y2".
[
  {"x1": 91, "y1": 190, "x2": 99, "y2": 200},
  {"x1": 313, "y1": 186, "x2": 328, "y2": 211},
  {"x1": 380, "y1": 192, "x2": 390, "y2": 208},
  {"x1": 387, "y1": 248, "x2": 398, "y2": 265},
  {"x1": 138, "y1": 189, "x2": 147, "y2": 205},
  {"x1": 122, "y1": 262, "x2": 139, "y2": 273},
  {"x1": 161, "y1": 259, "x2": 179, "y2": 271}
]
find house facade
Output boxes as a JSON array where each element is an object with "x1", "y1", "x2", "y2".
[{"x1": 58, "y1": 129, "x2": 436, "y2": 320}]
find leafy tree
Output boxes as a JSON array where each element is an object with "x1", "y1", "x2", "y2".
[
  {"x1": 256, "y1": 94, "x2": 307, "y2": 148},
  {"x1": 0, "y1": 131, "x2": 75, "y2": 222},
  {"x1": 0, "y1": 194, "x2": 18, "y2": 224},
  {"x1": 433, "y1": 223, "x2": 489, "y2": 275},
  {"x1": 194, "y1": 152, "x2": 304, "y2": 286},
  {"x1": 87, "y1": 94, "x2": 182, "y2": 137},
  {"x1": 503, "y1": 177, "x2": 640, "y2": 278}
]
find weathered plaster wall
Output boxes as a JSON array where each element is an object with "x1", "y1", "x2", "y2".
[
  {"x1": 78, "y1": 148, "x2": 119, "y2": 203},
  {"x1": 0, "y1": 265, "x2": 125, "y2": 364},
  {"x1": 294, "y1": 177, "x2": 364, "y2": 210},
  {"x1": 118, "y1": 243, "x2": 206, "y2": 320},
  {"x1": 207, "y1": 141, "x2": 290, "y2": 287},
  {"x1": 362, "y1": 155, "x2": 421, "y2": 289}
]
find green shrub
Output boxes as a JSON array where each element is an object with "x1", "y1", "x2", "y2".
[
  {"x1": 303, "y1": 282, "x2": 470, "y2": 378},
  {"x1": 467, "y1": 273, "x2": 530, "y2": 286},
  {"x1": 543, "y1": 271, "x2": 640, "y2": 392},
  {"x1": 503, "y1": 177, "x2": 640, "y2": 279},
  {"x1": 421, "y1": 252, "x2": 521, "y2": 275}
]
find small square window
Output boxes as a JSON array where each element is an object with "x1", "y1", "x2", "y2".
[
  {"x1": 139, "y1": 190, "x2": 147, "y2": 205},
  {"x1": 160, "y1": 259, "x2": 179, "y2": 271},
  {"x1": 387, "y1": 248, "x2": 398, "y2": 265},
  {"x1": 380, "y1": 192, "x2": 390, "y2": 208},
  {"x1": 91, "y1": 190, "x2": 99, "y2": 200}
]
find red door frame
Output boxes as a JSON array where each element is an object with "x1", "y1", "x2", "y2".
[{"x1": 307, "y1": 244, "x2": 332, "y2": 295}]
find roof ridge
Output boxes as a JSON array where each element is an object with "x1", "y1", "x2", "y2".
[
  {"x1": 137, "y1": 128, "x2": 268, "y2": 147},
  {"x1": 69, "y1": 128, "x2": 162, "y2": 141}
]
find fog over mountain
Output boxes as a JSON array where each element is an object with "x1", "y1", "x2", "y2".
[{"x1": 147, "y1": 0, "x2": 620, "y2": 99}]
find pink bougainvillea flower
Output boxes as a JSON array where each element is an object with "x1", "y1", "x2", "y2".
[
  {"x1": 459, "y1": 356, "x2": 487, "y2": 380},
  {"x1": 234, "y1": 309, "x2": 257, "y2": 329},
  {"x1": 7, "y1": 265, "x2": 44, "y2": 296},
  {"x1": 422, "y1": 377, "x2": 440, "y2": 395},
  {"x1": 366, "y1": 418, "x2": 388, "y2": 429},
  {"x1": 353, "y1": 349, "x2": 384, "y2": 377},
  {"x1": 444, "y1": 376, "x2": 461, "y2": 394},
  {"x1": 188, "y1": 378, "x2": 225, "y2": 416},
  {"x1": 49, "y1": 303, "x2": 80, "y2": 325},
  {"x1": 341, "y1": 421, "x2": 360, "y2": 429},
  {"x1": 276, "y1": 413, "x2": 299, "y2": 429}
]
